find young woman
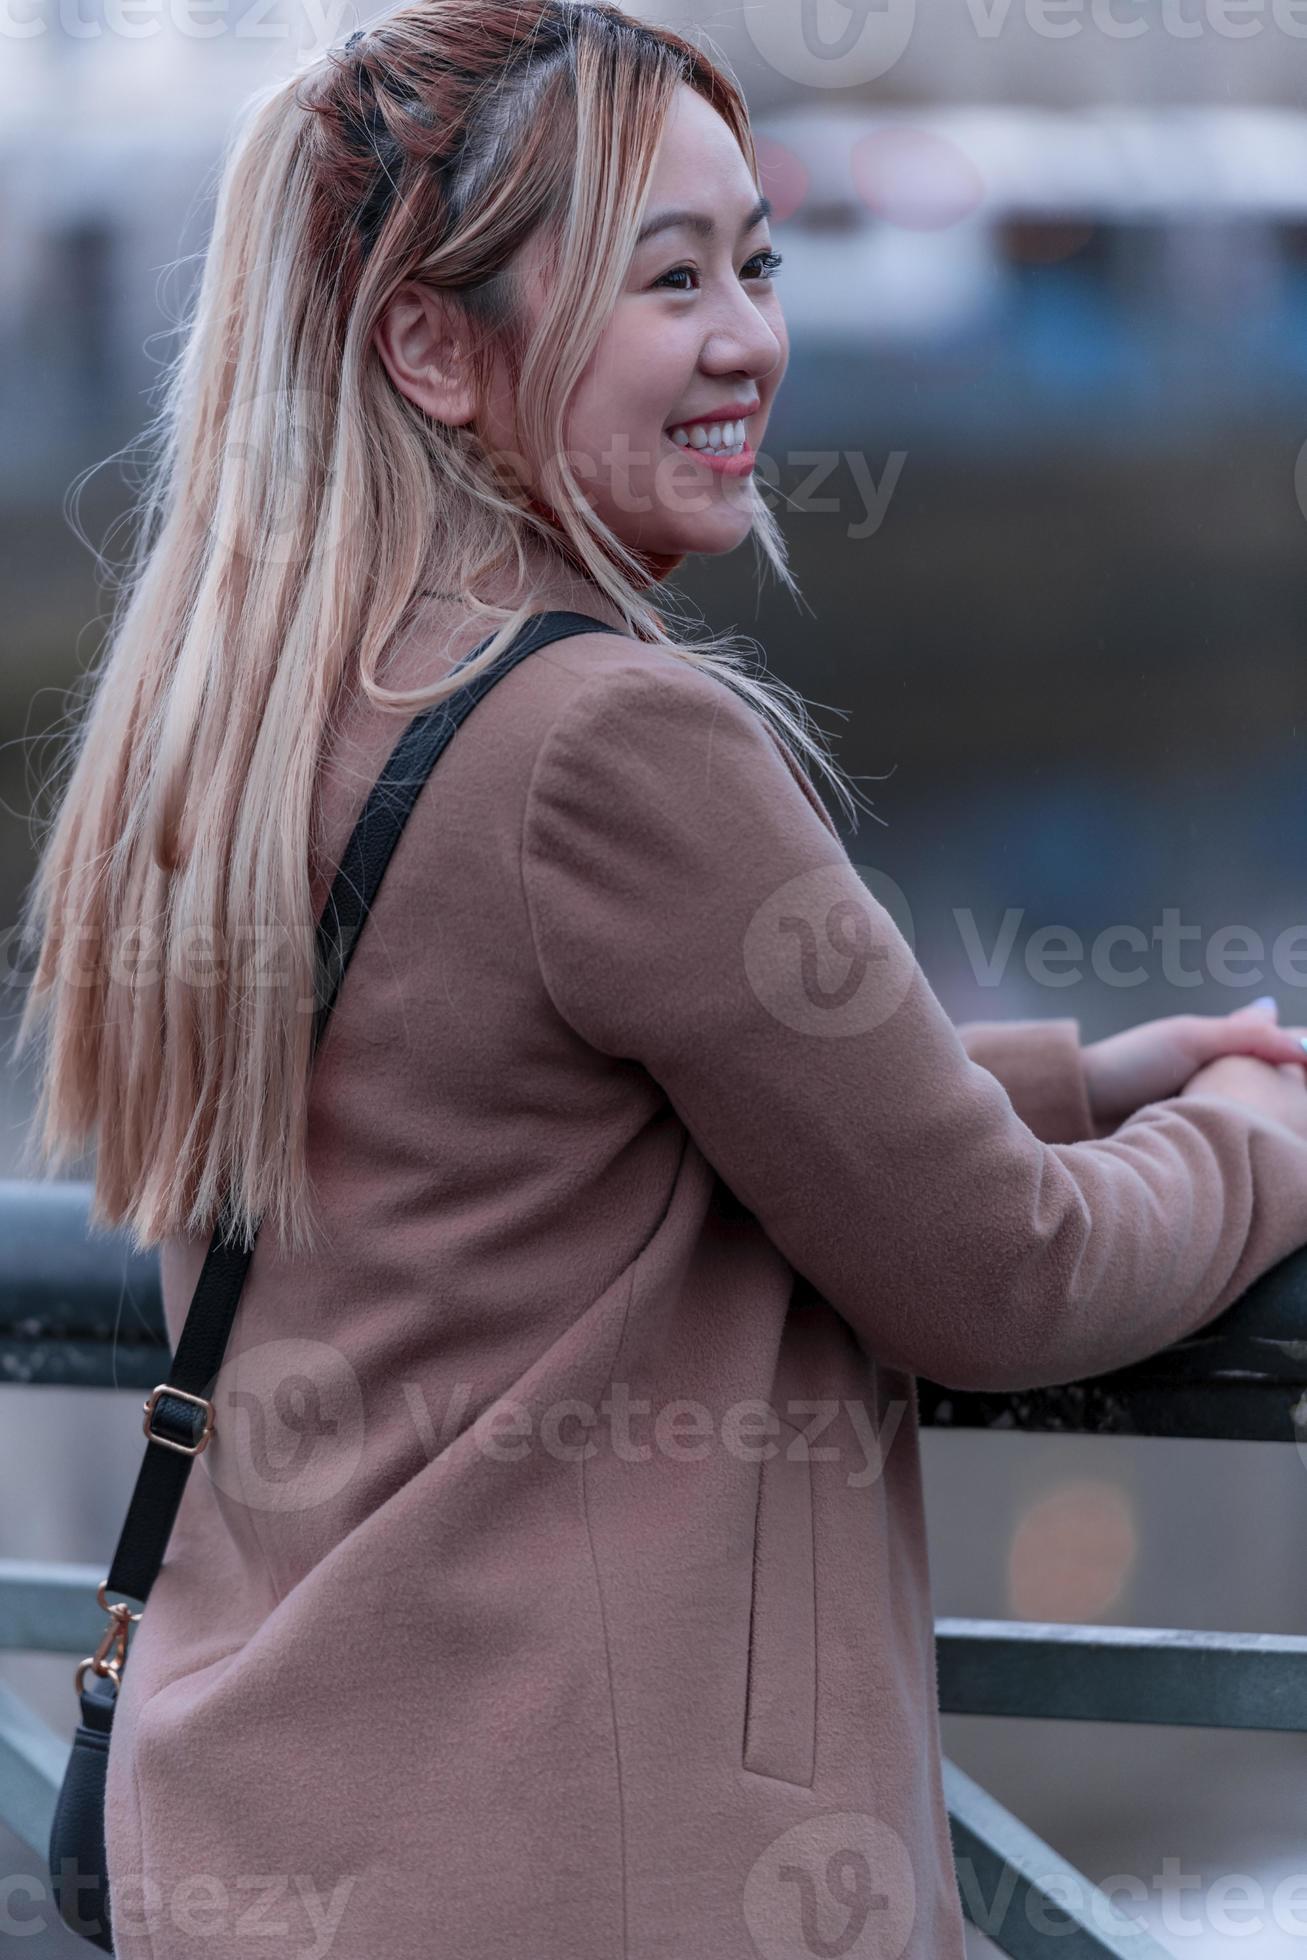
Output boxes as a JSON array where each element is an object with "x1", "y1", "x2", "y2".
[{"x1": 16, "y1": 4, "x2": 1307, "y2": 1954}]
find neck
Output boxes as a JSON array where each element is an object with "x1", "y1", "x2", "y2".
[
  {"x1": 416, "y1": 505, "x2": 683, "y2": 641},
  {"x1": 523, "y1": 495, "x2": 685, "y2": 591}
]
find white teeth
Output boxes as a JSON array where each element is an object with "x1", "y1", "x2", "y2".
[{"x1": 667, "y1": 417, "x2": 748, "y2": 456}]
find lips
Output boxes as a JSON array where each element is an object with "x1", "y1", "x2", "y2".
[
  {"x1": 663, "y1": 427, "x2": 757, "y2": 477},
  {"x1": 670, "y1": 403, "x2": 760, "y2": 427},
  {"x1": 665, "y1": 399, "x2": 761, "y2": 433}
]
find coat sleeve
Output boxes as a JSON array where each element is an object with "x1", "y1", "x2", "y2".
[
  {"x1": 954, "y1": 1019, "x2": 1095, "y2": 1145},
  {"x1": 521, "y1": 660, "x2": 1307, "y2": 1393},
  {"x1": 762, "y1": 704, "x2": 1099, "y2": 1147}
]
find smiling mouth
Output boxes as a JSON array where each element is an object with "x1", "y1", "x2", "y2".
[{"x1": 663, "y1": 419, "x2": 752, "y2": 459}]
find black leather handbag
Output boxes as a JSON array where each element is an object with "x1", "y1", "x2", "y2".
[{"x1": 47, "y1": 609, "x2": 614, "y2": 1952}]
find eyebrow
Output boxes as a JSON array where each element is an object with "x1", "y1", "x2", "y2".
[{"x1": 635, "y1": 193, "x2": 773, "y2": 249}]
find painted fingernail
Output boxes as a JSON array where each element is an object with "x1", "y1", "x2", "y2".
[
  {"x1": 1253, "y1": 994, "x2": 1278, "y2": 1012},
  {"x1": 1299, "y1": 1036, "x2": 1307, "y2": 1055}
]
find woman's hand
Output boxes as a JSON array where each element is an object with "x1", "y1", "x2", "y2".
[
  {"x1": 1181, "y1": 1039, "x2": 1307, "y2": 1142},
  {"x1": 1082, "y1": 998, "x2": 1307, "y2": 1137}
]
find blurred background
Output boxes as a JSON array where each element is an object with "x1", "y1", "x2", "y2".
[{"x1": 2, "y1": 0, "x2": 1307, "y2": 1952}]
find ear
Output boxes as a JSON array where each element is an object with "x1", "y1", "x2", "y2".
[{"x1": 372, "y1": 281, "x2": 478, "y2": 427}]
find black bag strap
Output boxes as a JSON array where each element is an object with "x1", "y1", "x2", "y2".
[{"x1": 101, "y1": 609, "x2": 615, "y2": 1613}]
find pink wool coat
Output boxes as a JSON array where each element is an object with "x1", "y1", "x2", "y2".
[{"x1": 103, "y1": 625, "x2": 1307, "y2": 1959}]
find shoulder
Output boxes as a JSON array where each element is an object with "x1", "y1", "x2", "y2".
[
  {"x1": 528, "y1": 630, "x2": 787, "y2": 791},
  {"x1": 523, "y1": 630, "x2": 842, "y2": 844},
  {"x1": 530, "y1": 629, "x2": 735, "y2": 711}
]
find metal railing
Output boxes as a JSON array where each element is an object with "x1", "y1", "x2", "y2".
[{"x1": 4, "y1": 1176, "x2": 1307, "y2": 1956}]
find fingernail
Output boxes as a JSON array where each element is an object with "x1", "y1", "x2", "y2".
[
  {"x1": 1300, "y1": 1036, "x2": 1307, "y2": 1055},
  {"x1": 1253, "y1": 994, "x2": 1278, "y2": 1012}
]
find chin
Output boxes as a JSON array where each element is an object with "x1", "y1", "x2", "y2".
[
  {"x1": 603, "y1": 508, "x2": 754, "y2": 565},
  {"x1": 646, "y1": 506, "x2": 756, "y2": 555},
  {"x1": 673, "y1": 519, "x2": 754, "y2": 557}
]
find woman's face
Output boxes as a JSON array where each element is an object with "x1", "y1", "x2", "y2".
[{"x1": 485, "y1": 82, "x2": 789, "y2": 562}]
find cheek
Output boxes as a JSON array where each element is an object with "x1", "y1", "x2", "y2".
[{"x1": 573, "y1": 306, "x2": 696, "y2": 456}]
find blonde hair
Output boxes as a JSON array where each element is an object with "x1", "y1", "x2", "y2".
[{"x1": 12, "y1": 0, "x2": 872, "y2": 1260}]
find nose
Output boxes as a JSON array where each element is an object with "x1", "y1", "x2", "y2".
[{"x1": 699, "y1": 278, "x2": 785, "y2": 390}]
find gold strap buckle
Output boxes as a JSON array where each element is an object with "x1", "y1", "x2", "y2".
[
  {"x1": 74, "y1": 1583, "x2": 142, "y2": 1695},
  {"x1": 142, "y1": 1382, "x2": 217, "y2": 1456}
]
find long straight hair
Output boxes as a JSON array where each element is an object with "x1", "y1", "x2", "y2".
[{"x1": 12, "y1": 0, "x2": 871, "y2": 1260}]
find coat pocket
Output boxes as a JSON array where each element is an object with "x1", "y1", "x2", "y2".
[{"x1": 742, "y1": 1416, "x2": 816, "y2": 1786}]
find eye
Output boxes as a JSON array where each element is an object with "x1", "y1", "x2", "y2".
[
  {"x1": 652, "y1": 249, "x2": 785, "y2": 293},
  {"x1": 745, "y1": 250, "x2": 785, "y2": 282}
]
